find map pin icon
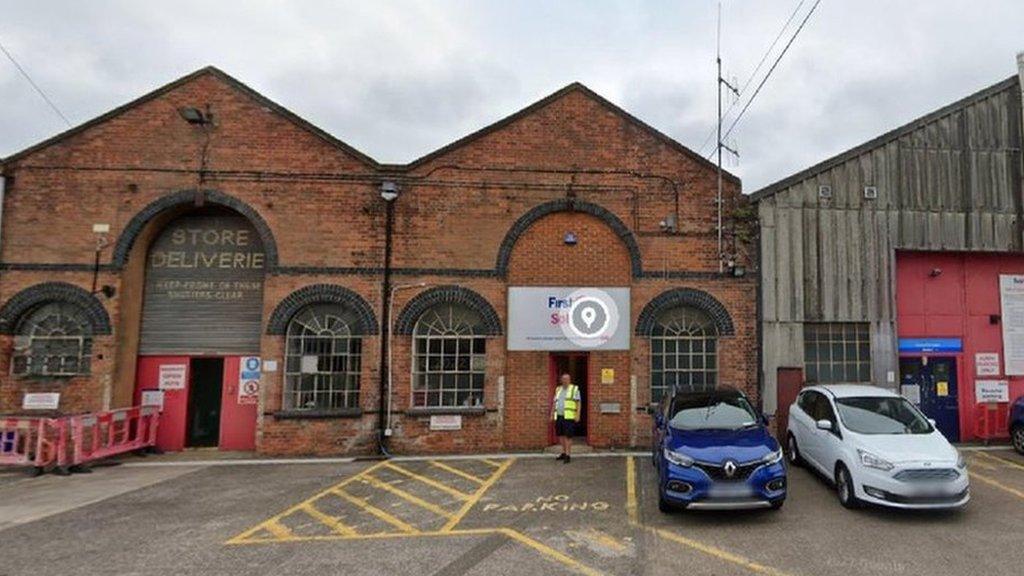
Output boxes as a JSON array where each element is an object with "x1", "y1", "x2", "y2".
[{"x1": 581, "y1": 306, "x2": 597, "y2": 329}]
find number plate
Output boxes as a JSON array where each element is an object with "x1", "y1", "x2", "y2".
[{"x1": 708, "y1": 482, "x2": 754, "y2": 498}]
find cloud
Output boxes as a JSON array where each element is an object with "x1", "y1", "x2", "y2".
[{"x1": 1, "y1": 1, "x2": 1022, "y2": 190}]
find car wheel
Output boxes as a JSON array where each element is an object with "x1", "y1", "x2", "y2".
[
  {"x1": 786, "y1": 434, "x2": 804, "y2": 467},
  {"x1": 1012, "y1": 425, "x2": 1024, "y2": 455},
  {"x1": 770, "y1": 499, "x2": 785, "y2": 510},
  {"x1": 835, "y1": 464, "x2": 860, "y2": 509}
]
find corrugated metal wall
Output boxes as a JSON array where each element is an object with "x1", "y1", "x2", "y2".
[
  {"x1": 139, "y1": 211, "x2": 266, "y2": 355},
  {"x1": 758, "y1": 76, "x2": 1023, "y2": 413}
]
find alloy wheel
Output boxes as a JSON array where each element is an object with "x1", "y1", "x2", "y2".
[{"x1": 1013, "y1": 426, "x2": 1024, "y2": 454}]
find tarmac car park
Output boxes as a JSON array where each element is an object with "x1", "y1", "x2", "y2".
[{"x1": 2, "y1": 443, "x2": 1024, "y2": 576}]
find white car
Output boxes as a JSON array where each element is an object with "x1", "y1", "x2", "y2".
[{"x1": 786, "y1": 384, "x2": 969, "y2": 509}]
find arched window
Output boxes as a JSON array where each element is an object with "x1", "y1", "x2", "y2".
[
  {"x1": 284, "y1": 304, "x2": 363, "y2": 411},
  {"x1": 12, "y1": 302, "x2": 93, "y2": 377},
  {"x1": 650, "y1": 307, "x2": 718, "y2": 402},
  {"x1": 413, "y1": 304, "x2": 487, "y2": 408}
]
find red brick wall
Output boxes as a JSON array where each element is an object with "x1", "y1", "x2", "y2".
[{"x1": 0, "y1": 69, "x2": 756, "y2": 456}]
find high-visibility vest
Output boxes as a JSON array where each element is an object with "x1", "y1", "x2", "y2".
[{"x1": 552, "y1": 385, "x2": 580, "y2": 420}]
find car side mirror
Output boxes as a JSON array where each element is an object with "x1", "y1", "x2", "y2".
[
  {"x1": 815, "y1": 419, "x2": 833, "y2": 431},
  {"x1": 762, "y1": 413, "x2": 771, "y2": 426}
]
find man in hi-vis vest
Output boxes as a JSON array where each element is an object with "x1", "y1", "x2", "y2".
[{"x1": 552, "y1": 373, "x2": 582, "y2": 463}]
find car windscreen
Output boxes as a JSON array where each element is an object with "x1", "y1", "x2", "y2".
[
  {"x1": 668, "y1": 395, "x2": 759, "y2": 430},
  {"x1": 835, "y1": 396, "x2": 933, "y2": 435}
]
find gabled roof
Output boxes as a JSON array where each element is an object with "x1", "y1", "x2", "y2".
[
  {"x1": 0, "y1": 65, "x2": 378, "y2": 168},
  {"x1": 750, "y1": 75, "x2": 1020, "y2": 202},
  {"x1": 405, "y1": 81, "x2": 740, "y2": 184}
]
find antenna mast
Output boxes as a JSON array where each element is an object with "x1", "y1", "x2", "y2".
[{"x1": 716, "y1": 1, "x2": 739, "y2": 274}]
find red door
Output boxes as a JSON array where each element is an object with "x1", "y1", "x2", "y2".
[
  {"x1": 219, "y1": 356, "x2": 257, "y2": 451},
  {"x1": 776, "y1": 367, "x2": 804, "y2": 441},
  {"x1": 135, "y1": 356, "x2": 191, "y2": 452},
  {"x1": 548, "y1": 353, "x2": 589, "y2": 444}
]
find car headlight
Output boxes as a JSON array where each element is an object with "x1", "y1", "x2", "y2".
[
  {"x1": 761, "y1": 449, "x2": 783, "y2": 465},
  {"x1": 956, "y1": 453, "x2": 967, "y2": 470},
  {"x1": 857, "y1": 449, "x2": 894, "y2": 471},
  {"x1": 663, "y1": 448, "x2": 694, "y2": 467}
]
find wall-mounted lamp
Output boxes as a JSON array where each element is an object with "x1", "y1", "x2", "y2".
[
  {"x1": 178, "y1": 106, "x2": 212, "y2": 125},
  {"x1": 726, "y1": 259, "x2": 745, "y2": 277},
  {"x1": 659, "y1": 214, "x2": 677, "y2": 233},
  {"x1": 380, "y1": 181, "x2": 400, "y2": 202},
  {"x1": 563, "y1": 231, "x2": 578, "y2": 246},
  {"x1": 929, "y1": 268, "x2": 943, "y2": 277}
]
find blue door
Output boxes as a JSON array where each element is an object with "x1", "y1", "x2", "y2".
[{"x1": 901, "y1": 357, "x2": 960, "y2": 442}]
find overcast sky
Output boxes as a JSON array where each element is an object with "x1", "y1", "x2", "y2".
[{"x1": 1, "y1": 1, "x2": 1022, "y2": 190}]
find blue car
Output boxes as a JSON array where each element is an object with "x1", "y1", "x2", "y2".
[
  {"x1": 1010, "y1": 395, "x2": 1024, "y2": 455},
  {"x1": 652, "y1": 388, "x2": 786, "y2": 512}
]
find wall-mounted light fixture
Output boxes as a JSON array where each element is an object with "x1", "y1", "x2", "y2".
[
  {"x1": 563, "y1": 231, "x2": 578, "y2": 246},
  {"x1": 380, "y1": 181, "x2": 400, "y2": 202}
]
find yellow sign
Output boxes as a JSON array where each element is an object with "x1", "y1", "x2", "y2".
[
  {"x1": 601, "y1": 368, "x2": 614, "y2": 384},
  {"x1": 936, "y1": 381, "x2": 949, "y2": 396}
]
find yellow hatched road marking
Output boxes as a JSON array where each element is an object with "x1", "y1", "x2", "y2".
[
  {"x1": 625, "y1": 457, "x2": 795, "y2": 576},
  {"x1": 482, "y1": 459, "x2": 502, "y2": 468},
  {"x1": 361, "y1": 474, "x2": 454, "y2": 518},
  {"x1": 975, "y1": 450, "x2": 1024, "y2": 471},
  {"x1": 499, "y1": 528, "x2": 605, "y2": 576},
  {"x1": 968, "y1": 457, "x2": 998, "y2": 471},
  {"x1": 299, "y1": 504, "x2": 358, "y2": 536},
  {"x1": 331, "y1": 488, "x2": 420, "y2": 533},
  {"x1": 225, "y1": 460, "x2": 390, "y2": 544},
  {"x1": 430, "y1": 460, "x2": 486, "y2": 484},
  {"x1": 385, "y1": 462, "x2": 472, "y2": 500},
  {"x1": 261, "y1": 520, "x2": 294, "y2": 539},
  {"x1": 442, "y1": 458, "x2": 515, "y2": 531},
  {"x1": 970, "y1": 470, "x2": 1024, "y2": 501}
]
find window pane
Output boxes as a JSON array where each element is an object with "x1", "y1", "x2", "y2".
[{"x1": 284, "y1": 304, "x2": 362, "y2": 409}]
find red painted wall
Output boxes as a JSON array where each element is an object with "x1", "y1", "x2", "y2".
[{"x1": 896, "y1": 251, "x2": 1024, "y2": 441}]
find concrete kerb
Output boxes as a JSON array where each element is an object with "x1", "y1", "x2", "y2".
[{"x1": 119, "y1": 451, "x2": 651, "y2": 468}]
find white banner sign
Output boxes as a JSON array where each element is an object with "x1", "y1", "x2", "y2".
[
  {"x1": 975, "y1": 380, "x2": 1009, "y2": 403},
  {"x1": 507, "y1": 287, "x2": 630, "y2": 351},
  {"x1": 1000, "y1": 275, "x2": 1024, "y2": 375},
  {"x1": 158, "y1": 364, "x2": 187, "y2": 390},
  {"x1": 22, "y1": 392, "x2": 60, "y2": 410}
]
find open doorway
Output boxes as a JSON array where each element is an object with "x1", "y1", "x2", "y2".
[
  {"x1": 549, "y1": 352, "x2": 588, "y2": 442},
  {"x1": 187, "y1": 358, "x2": 224, "y2": 447}
]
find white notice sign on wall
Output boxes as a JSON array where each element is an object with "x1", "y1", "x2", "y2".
[
  {"x1": 975, "y1": 380, "x2": 1009, "y2": 403},
  {"x1": 975, "y1": 353, "x2": 1000, "y2": 376},
  {"x1": 158, "y1": 364, "x2": 187, "y2": 390},
  {"x1": 999, "y1": 275, "x2": 1024, "y2": 375}
]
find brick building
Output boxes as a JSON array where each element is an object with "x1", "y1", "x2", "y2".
[{"x1": 0, "y1": 67, "x2": 756, "y2": 455}]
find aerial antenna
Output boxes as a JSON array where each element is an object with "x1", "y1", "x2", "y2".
[{"x1": 716, "y1": 1, "x2": 739, "y2": 273}]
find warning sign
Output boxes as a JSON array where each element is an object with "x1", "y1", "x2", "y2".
[{"x1": 238, "y1": 356, "x2": 261, "y2": 405}]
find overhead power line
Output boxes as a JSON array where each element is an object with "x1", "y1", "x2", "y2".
[
  {"x1": 697, "y1": 0, "x2": 807, "y2": 157},
  {"x1": 720, "y1": 0, "x2": 823, "y2": 144},
  {"x1": 0, "y1": 37, "x2": 73, "y2": 127}
]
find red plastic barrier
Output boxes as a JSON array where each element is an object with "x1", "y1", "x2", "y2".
[
  {"x1": 69, "y1": 406, "x2": 159, "y2": 467},
  {"x1": 0, "y1": 416, "x2": 67, "y2": 473},
  {"x1": 975, "y1": 403, "x2": 1010, "y2": 442}
]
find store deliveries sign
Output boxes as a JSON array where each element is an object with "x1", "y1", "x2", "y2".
[
  {"x1": 1000, "y1": 275, "x2": 1024, "y2": 375},
  {"x1": 140, "y1": 214, "x2": 265, "y2": 355},
  {"x1": 507, "y1": 287, "x2": 629, "y2": 351}
]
